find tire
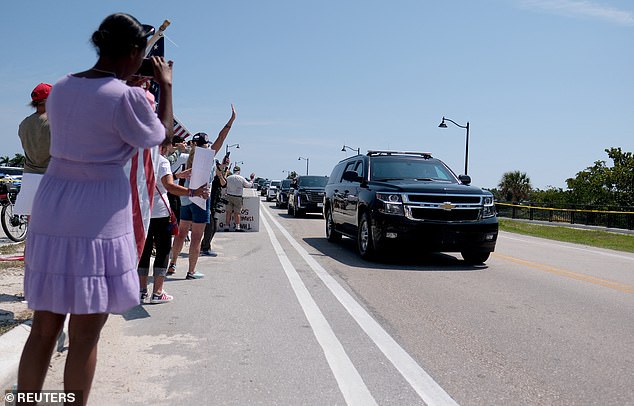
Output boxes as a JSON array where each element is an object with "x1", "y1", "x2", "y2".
[
  {"x1": 357, "y1": 212, "x2": 376, "y2": 259},
  {"x1": 292, "y1": 198, "x2": 302, "y2": 218},
  {"x1": 287, "y1": 202, "x2": 293, "y2": 215},
  {"x1": 325, "y1": 207, "x2": 342, "y2": 242},
  {"x1": 461, "y1": 251, "x2": 490, "y2": 264},
  {"x1": 1, "y1": 203, "x2": 28, "y2": 242},
  {"x1": 275, "y1": 200, "x2": 280, "y2": 208}
]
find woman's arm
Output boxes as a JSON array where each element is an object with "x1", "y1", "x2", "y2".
[
  {"x1": 152, "y1": 57, "x2": 174, "y2": 142},
  {"x1": 210, "y1": 104, "x2": 236, "y2": 153},
  {"x1": 161, "y1": 173, "x2": 209, "y2": 199}
]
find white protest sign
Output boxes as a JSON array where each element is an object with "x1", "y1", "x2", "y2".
[{"x1": 190, "y1": 146, "x2": 215, "y2": 209}]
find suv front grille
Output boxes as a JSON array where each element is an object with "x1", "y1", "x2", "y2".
[
  {"x1": 409, "y1": 207, "x2": 480, "y2": 221},
  {"x1": 302, "y1": 191, "x2": 325, "y2": 203},
  {"x1": 403, "y1": 193, "x2": 484, "y2": 222},
  {"x1": 407, "y1": 195, "x2": 480, "y2": 204}
]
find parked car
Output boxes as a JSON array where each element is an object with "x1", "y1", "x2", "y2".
[
  {"x1": 0, "y1": 167, "x2": 23, "y2": 187},
  {"x1": 287, "y1": 175, "x2": 329, "y2": 217},
  {"x1": 266, "y1": 180, "x2": 281, "y2": 202},
  {"x1": 323, "y1": 151, "x2": 498, "y2": 262},
  {"x1": 275, "y1": 179, "x2": 293, "y2": 208}
]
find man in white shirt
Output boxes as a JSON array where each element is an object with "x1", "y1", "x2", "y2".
[{"x1": 224, "y1": 165, "x2": 255, "y2": 231}]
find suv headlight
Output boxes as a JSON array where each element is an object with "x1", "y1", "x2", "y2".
[
  {"x1": 376, "y1": 193, "x2": 404, "y2": 215},
  {"x1": 482, "y1": 196, "x2": 496, "y2": 218}
]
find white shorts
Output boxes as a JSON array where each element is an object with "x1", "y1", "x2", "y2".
[{"x1": 13, "y1": 173, "x2": 43, "y2": 215}]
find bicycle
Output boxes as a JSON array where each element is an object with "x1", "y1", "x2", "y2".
[{"x1": 0, "y1": 181, "x2": 28, "y2": 242}]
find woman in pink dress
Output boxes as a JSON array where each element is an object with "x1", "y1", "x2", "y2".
[{"x1": 18, "y1": 13, "x2": 173, "y2": 404}]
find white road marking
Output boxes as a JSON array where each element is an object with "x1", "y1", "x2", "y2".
[
  {"x1": 260, "y1": 213, "x2": 377, "y2": 406},
  {"x1": 261, "y1": 208, "x2": 459, "y2": 406}
]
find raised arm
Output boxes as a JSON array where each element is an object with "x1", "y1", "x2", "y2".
[
  {"x1": 210, "y1": 104, "x2": 236, "y2": 153},
  {"x1": 152, "y1": 57, "x2": 174, "y2": 142}
]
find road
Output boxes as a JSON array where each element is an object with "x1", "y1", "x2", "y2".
[{"x1": 8, "y1": 198, "x2": 634, "y2": 405}]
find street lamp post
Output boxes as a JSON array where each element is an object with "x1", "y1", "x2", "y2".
[
  {"x1": 225, "y1": 143, "x2": 240, "y2": 155},
  {"x1": 438, "y1": 117, "x2": 470, "y2": 175},
  {"x1": 298, "y1": 157, "x2": 309, "y2": 175},
  {"x1": 341, "y1": 145, "x2": 360, "y2": 155}
]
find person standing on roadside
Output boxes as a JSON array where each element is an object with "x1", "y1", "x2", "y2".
[
  {"x1": 165, "y1": 135, "x2": 189, "y2": 220},
  {"x1": 200, "y1": 152, "x2": 229, "y2": 256},
  {"x1": 138, "y1": 140, "x2": 209, "y2": 304},
  {"x1": 14, "y1": 83, "x2": 52, "y2": 217},
  {"x1": 18, "y1": 13, "x2": 173, "y2": 405},
  {"x1": 224, "y1": 165, "x2": 255, "y2": 232},
  {"x1": 168, "y1": 104, "x2": 235, "y2": 278}
]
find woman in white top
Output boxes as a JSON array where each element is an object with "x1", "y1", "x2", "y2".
[{"x1": 137, "y1": 140, "x2": 209, "y2": 303}]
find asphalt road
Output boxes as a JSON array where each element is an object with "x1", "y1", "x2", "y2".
[{"x1": 8, "y1": 198, "x2": 634, "y2": 405}]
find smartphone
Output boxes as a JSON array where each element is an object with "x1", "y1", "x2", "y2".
[{"x1": 135, "y1": 58, "x2": 154, "y2": 77}]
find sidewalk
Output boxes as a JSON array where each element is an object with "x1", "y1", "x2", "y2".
[{"x1": 0, "y1": 221, "x2": 349, "y2": 405}]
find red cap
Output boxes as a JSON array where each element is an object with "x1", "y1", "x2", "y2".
[{"x1": 31, "y1": 83, "x2": 52, "y2": 102}]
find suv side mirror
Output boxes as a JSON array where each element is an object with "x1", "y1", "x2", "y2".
[
  {"x1": 459, "y1": 175, "x2": 471, "y2": 185},
  {"x1": 342, "y1": 170, "x2": 362, "y2": 183}
]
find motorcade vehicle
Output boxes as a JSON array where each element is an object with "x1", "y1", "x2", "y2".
[
  {"x1": 287, "y1": 175, "x2": 328, "y2": 217},
  {"x1": 266, "y1": 180, "x2": 281, "y2": 202},
  {"x1": 323, "y1": 151, "x2": 498, "y2": 263},
  {"x1": 255, "y1": 178, "x2": 268, "y2": 191},
  {"x1": 275, "y1": 179, "x2": 293, "y2": 208},
  {"x1": 260, "y1": 180, "x2": 271, "y2": 196}
]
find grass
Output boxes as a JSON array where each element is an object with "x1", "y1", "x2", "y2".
[{"x1": 499, "y1": 219, "x2": 634, "y2": 253}]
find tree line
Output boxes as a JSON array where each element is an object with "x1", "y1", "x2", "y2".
[
  {"x1": 490, "y1": 147, "x2": 634, "y2": 210},
  {"x1": 0, "y1": 153, "x2": 25, "y2": 167}
]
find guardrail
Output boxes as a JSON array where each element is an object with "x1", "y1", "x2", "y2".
[{"x1": 496, "y1": 202, "x2": 634, "y2": 230}]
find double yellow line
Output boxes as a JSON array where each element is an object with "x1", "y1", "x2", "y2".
[{"x1": 493, "y1": 253, "x2": 634, "y2": 294}]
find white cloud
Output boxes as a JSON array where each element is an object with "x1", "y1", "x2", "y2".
[{"x1": 519, "y1": 0, "x2": 634, "y2": 26}]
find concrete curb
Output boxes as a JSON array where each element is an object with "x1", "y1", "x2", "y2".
[
  {"x1": 0, "y1": 322, "x2": 31, "y2": 389},
  {"x1": 0, "y1": 316, "x2": 69, "y2": 390}
]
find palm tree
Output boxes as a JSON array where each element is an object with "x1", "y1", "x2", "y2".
[
  {"x1": 498, "y1": 171, "x2": 532, "y2": 202},
  {"x1": 8, "y1": 153, "x2": 25, "y2": 167},
  {"x1": 0, "y1": 156, "x2": 10, "y2": 166}
]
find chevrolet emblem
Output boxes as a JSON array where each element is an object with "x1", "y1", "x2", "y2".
[{"x1": 440, "y1": 202, "x2": 455, "y2": 211}]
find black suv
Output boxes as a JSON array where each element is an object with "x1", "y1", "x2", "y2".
[
  {"x1": 275, "y1": 179, "x2": 293, "y2": 208},
  {"x1": 287, "y1": 175, "x2": 329, "y2": 217},
  {"x1": 323, "y1": 151, "x2": 498, "y2": 263}
]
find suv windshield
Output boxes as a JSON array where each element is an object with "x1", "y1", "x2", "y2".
[
  {"x1": 271, "y1": 181, "x2": 281, "y2": 187},
  {"x1": 370, "y1": 158, "x2": 456, "y2": 183},
  {"x1": 298, "y1": 176, "x2": 328, "y2": 187},
  {"x1": 281, "y1": 179, "x2": 292, "y2": 189}
]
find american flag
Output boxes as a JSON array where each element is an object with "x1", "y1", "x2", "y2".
[
  {"x1": 126, "y1": 30, "x2": 165, "y2": 260},
  {"x1": 174, "y1": 116, "x2": 192, "y2": 139}
]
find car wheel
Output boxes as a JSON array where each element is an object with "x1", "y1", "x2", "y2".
[
  {"x1": 287, "y1": 201, "x2": 293, "y2": 215},
  {"x1": 275, "y1": 200, "x2": 280, "y2": 208},
  {"x1": 461, "y1": 251, "x2": 490, "y2": 264},
  {"x1": 357, "y1": 212, "x2": 376, "y2": 259},
  {"x1": 325, "y1": 208, "x2": 342, "y2": 242},
  {"x1": 293, "y1": 201, "x2": 302, "y2": 218}
]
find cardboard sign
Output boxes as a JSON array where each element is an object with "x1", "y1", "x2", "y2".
[{"x1": 215, "y1": 188, "x2": 259, "y2": 232}]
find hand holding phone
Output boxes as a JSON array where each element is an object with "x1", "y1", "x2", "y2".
[{"x1": 136, "y1": 58, "x2": 154, "y2": 77}]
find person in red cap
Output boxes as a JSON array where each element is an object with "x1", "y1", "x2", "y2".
[{"x1": 14, "y1": 83, "x2": 53, "y2": 216}]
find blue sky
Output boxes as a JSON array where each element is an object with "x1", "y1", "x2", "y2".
[{"x1": 1, "y1": 0, "x2": 632, "y2": 189}]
